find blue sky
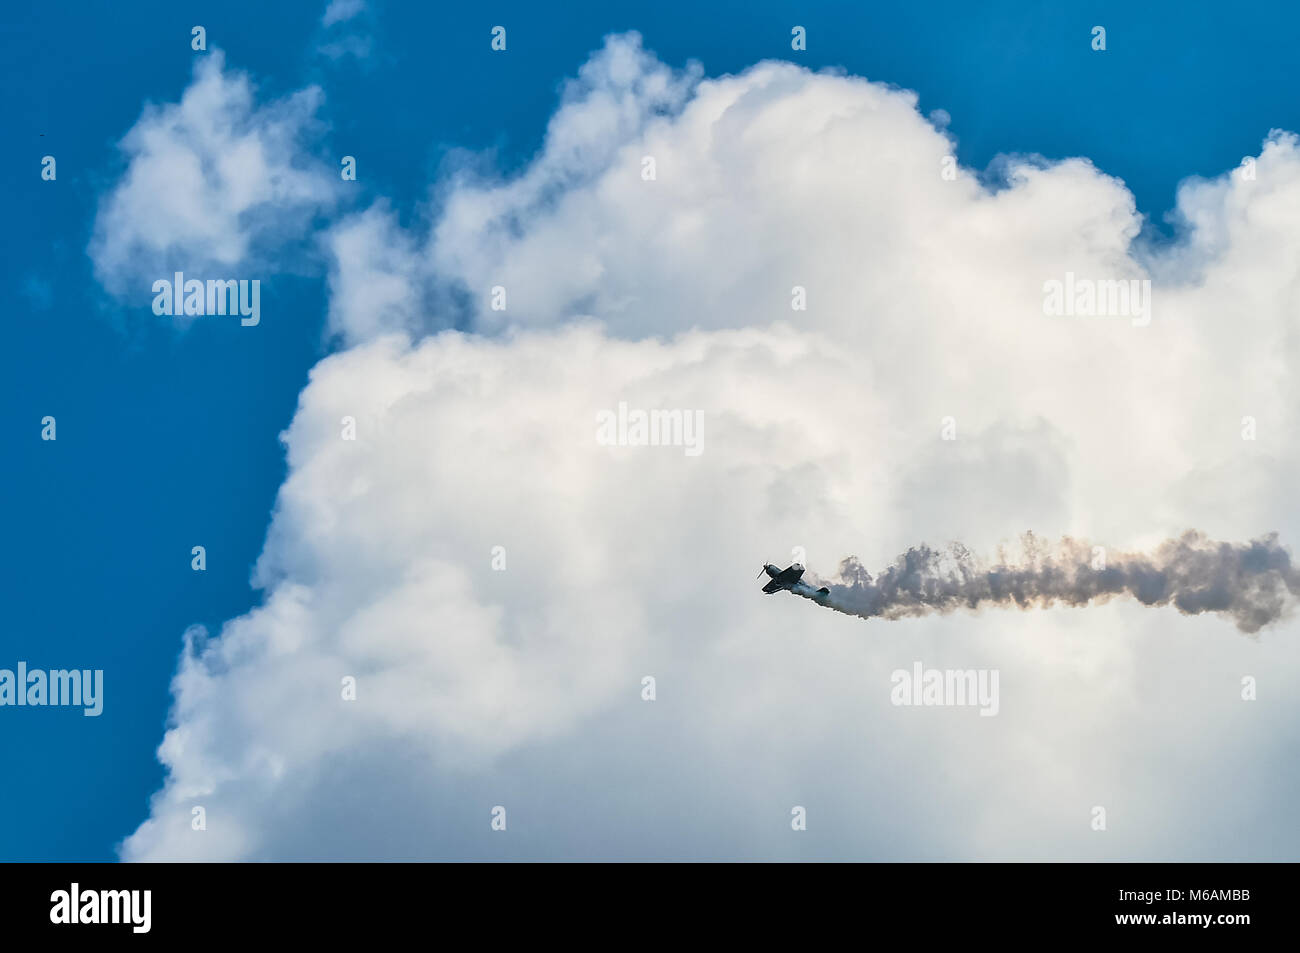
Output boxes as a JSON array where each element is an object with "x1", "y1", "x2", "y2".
[{"x1": 4, "y1": 0, "x2": 1299, "y2": 860}]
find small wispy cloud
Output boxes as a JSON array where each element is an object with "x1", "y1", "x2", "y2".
[
  {"x1": 88, "y1": 51, "x2": 337, "y2": 302},
  {"x1": 317, "y1": 0, "x2": 374, "y2": 62},
  {"x1": 321, "y1": 0, "x2": 365, "y2": 28}
]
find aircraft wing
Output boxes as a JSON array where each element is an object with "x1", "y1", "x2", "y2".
[{"x1": 762, "y1": 578, "x2": 786, "y2": 593}]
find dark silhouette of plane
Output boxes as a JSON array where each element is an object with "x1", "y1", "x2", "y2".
[{"x1": 757, "y1": 563, "x2": 830, "y2": 598}]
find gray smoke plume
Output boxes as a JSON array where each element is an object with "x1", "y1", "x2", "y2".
[{"x1": 802, "y1": 531, "x2": 1300, "y2": 633}]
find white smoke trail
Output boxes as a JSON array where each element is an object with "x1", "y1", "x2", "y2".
[{"x1": 799, "y1": 531, "x2": 1300, "y2": 633}]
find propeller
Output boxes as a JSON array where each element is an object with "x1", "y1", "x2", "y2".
[{"x1": 756, "y1": 564, "x2": 769, "y2": 579}]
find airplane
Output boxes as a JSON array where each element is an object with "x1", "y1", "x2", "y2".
[{"x1": 757, "y1": 562, "x2": 830, "y2": 598}]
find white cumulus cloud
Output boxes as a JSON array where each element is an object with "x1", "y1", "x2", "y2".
[{"x1": 122, "y1": 34, "x2": 1300, "y2": 861}]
